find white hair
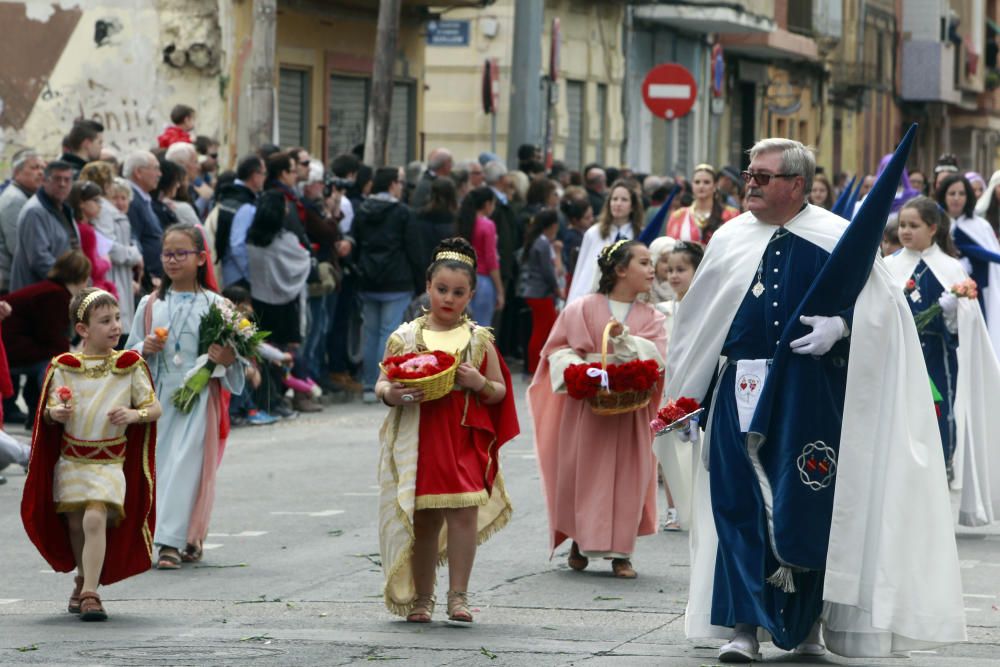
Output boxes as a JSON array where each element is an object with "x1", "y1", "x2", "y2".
[
  {"x1": 123, "y1": 150, "x2": 157, "y2": 179},
  {"x1": 307, "y1": 159, "x2": 325, "y2": 185},
  {"x1": 748, "y1": 138, "x2": 815, "y2": 194},
  {"x1": 483, "y1": 160, "x2": 507, "y2": 186},
  {"x1": 11, "y1": 149, "x2": 40, "y2": 176},
  {"x1": 165, "y1": 141, "x2": 197, "y2": 164}
]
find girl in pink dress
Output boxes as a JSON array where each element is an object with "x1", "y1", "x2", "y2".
[{"x1": 528, "y1": 240, "x2": 666, "y2": 578}]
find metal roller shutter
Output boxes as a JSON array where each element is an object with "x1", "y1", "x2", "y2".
[
  {"x1": 565, "y1": 80, "x2": 584, "y2": 170},
  {"x1": 279, "y1": 68, "x2": 309, "y2": 148},
  {"x1": 328, "y1": 76, "x2": 369, "y2": 162}
]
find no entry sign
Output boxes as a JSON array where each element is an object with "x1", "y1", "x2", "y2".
[{"x1": 642, "y1": 63, "x2": 697, "y2": 120}]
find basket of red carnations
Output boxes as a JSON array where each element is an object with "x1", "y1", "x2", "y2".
[
  {"x1": 649, "y1": 397, "x2": 703, "y2": 436},
  {"x1": 380, "y1": 350, "x2": 459, "y2": 402},
  {"x1": 563, "y1": 321, "x2": 662, "y2": 416}
]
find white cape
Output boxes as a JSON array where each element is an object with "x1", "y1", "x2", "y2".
[
  {"x1": 952, "y1": 214, "x2": 1000, "y2": 358},
  {"x1": 885, "y1": 245, "x2": 1000, "y2": 527},
  {"x1": 665, "y1": 205, "x2": 966, "y2": 657},
  {"x1": 566, "y1": 222, "x2": 636, "y2": 303}
]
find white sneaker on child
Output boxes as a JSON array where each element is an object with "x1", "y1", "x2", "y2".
[{"x1": 719, "y1": 632, "x2": 761, "y2": 663}]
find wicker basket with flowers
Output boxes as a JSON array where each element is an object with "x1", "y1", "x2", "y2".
[
  {"x1": 563, "y1": 321, "x2": 662, "y2": 416},
  {"x1": 380, "y1": 351, "x2": 459, "y2": 402}
]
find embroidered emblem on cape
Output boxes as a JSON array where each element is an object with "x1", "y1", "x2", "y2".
[
  {"x1": 736, "y1": 373, "x2": 761, "y2": 401},
  {"x1": 796, "y1": 441, "x2": 837, "y2": 490}
]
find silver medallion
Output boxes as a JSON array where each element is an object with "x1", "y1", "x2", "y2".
[
  {"x1": 173, "y1": 353, "x2": 184, "y2": 367},
  {"x1": 751, "y1": 281, "x2": 765, "y2": 298}
]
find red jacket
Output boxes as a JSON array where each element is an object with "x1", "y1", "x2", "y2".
[
  {"x1": 157, "y1": 125, "x2": 193, "y2": 149},
  {"x1": 1, "y1": 280, "x2": 71, "y2": 366}
]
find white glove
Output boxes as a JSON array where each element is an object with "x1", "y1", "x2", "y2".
[
  {"x1": 790, "y1": 315, "x2": 848, "y2": 356},
  {"x1": 938, "y1": 292, "x2": 958, "y2": 317},
  {"x1": 677, "y1": 417, "x2": 700, "y2": 443},
  {"x1": 939, "y1": 292, "x2": 959, "y2": 334}
]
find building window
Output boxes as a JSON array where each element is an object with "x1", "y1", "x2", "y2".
[
  {"x1": 787, "y1": 0, "x2": 813, "y2": 35},
  {"x1": 595, "y1": 83, "x2": 607, "y2": 163},
  {"x1": 279, "y1": 68, "x2": 310, "y2": 148},
  {"x1": 327, "y1": 75, "x2": 415, "y2": 166},
  {"x1": 565, "y1": 80, "x2": 585, "y2": 170}
]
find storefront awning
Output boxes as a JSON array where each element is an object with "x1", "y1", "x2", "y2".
[{"x1": 633, "y1": 2, "x2": 772, "y2": 34}]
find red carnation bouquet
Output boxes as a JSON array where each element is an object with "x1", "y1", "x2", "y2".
[
  {"x1": 563, "y1": 359, "x2": 661, "y2": 400},
  {"x1": 382, "y1": 351, "x2": 456, "y2": 380},
  {"x1": 650, "y1": 397, "x2": 702, "y2": 435}
]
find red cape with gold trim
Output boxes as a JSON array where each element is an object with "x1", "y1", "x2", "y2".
[{"x1": 20, "y1": 351, "x2": 157, "y2": 585}]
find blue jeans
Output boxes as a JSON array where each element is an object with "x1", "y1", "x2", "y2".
[
  {"x1": 360, "y1": 291, "x2": 412, "y2": 390},
  {"x1": 470, "y1": 276, "x2": 495, "y2": 327},
  {"x1": 303, "y1": 292, "x2": 337, "y2": 379}
]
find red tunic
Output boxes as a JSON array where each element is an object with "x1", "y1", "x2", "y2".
[{"x1": 414, "y1": 346, "x2": 518, "y2": 506}]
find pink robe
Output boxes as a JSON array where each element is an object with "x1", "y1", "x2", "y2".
[{"x1": 528, "y1": 293, "x2": 666, "y2": 556}]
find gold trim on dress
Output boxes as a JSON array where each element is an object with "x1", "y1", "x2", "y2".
[{"x1": 414, "y1": 489, "x2": 489, "y2": 510}]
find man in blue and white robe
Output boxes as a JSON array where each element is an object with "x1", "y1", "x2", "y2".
[{"x1": 664, "y1": 137, "x2": 965, "y2": 662}]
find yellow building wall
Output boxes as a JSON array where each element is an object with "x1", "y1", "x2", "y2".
[
  {"x1": 421, "y1": 0, "x2": 624, "y2": 168},
  {"x1": 274, "y1": 6, "x2": 426, "y2": 163}
]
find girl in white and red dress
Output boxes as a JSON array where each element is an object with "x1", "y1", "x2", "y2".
[{"x1": 375, "y1": 237, "x2": 519, "y2": 624}]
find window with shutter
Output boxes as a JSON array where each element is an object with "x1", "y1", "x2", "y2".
[
  {"x1": 565, "y1": 80, "x2": 585, "y2": 170},
  {"x1": 595, "y1": 83, "x2": 607, "y2": 163},
  {"x1": 327, "y1": 75, "x2": 414, "y2": 165},
  {"x1": 279, "y1": 68, "x2": 310, "y2": 148},
  {"x1": 328, "y1": 76, "x2": 369, "y2": 163}
]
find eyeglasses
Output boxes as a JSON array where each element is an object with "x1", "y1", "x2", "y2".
[
  {"x1": 160, "y1": 250, "x2": 199, "y2": 263},
  {"x1": 741, "y1": 170, "x2": 799, "y2": 186}
]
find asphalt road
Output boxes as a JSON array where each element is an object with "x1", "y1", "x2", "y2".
[{"x1": 1, "y1": 378, "x2": 998, "y2": 666}]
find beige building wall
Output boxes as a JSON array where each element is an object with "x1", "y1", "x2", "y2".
[{"x1": 422, "y1": 0, "x2": 625, "y2": 169}]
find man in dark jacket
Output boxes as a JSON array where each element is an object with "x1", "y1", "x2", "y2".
[
  {"x1": 584, "y1": 165, "x2": 608, "y2": 217},
  {"x1": 124, "y1": 150, "x2": 164, "y2": 282},
  {"x1": 409, "y1": 148, "x2": 452, "y2": 212},
  {"x1": 351, "y1": 166, "x2": 424, "y2": 402},
  {"x1": 215, "y1": 155, "x2": 265, "y2": 288},
  {"x1": 60, "y1": 119, "x2": 104, "y2": 179}
]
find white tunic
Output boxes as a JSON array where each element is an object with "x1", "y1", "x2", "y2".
[{"x1": 50, "y1": 352, "x2": 156, "y2": 519}]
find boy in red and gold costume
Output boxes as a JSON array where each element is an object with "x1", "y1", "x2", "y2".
[{"x1": 21, "y1": 288, "x2": 161, "y2": 621}]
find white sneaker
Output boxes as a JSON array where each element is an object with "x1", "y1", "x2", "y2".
[
  {"x1": 719, "y1": 632, "x2": 761, "y2": 663},
  {"x1": 362, "y1": 390, "x2": 377, "y2": 404},
  {"x1": 794, "y1": 622, "x2": 826, "y2": 656}
]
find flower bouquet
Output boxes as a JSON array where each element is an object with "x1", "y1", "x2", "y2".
[
  {"x1": 171, "y1": 301, "x2": 269, "y2": 413},
  {"x1": 564, "y1": 358, "x2": 662, "y2": 415},
  {"x1": 650, "y1": 397, "x2": 702, "y2": 436},
  {"x1": 380, "y1": 350, "x2": 459, "y2": 402},
  {"x1": 912, "y1": 278, "x2": 978, "y2": 333}
]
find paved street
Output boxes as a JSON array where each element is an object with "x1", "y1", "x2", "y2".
[{"x1": 1, "y1": 378, "x2": 999, "y2": 666}]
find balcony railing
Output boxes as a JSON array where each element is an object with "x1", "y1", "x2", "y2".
[{"x1": 829, "y1": 61, "x2": 880, "y2": 89}]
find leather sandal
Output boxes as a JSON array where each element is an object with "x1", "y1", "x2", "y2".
[
  {"x1": 79, "y1": 591, "x2": 107, "y2": 622},
  {"x1": 181, "y1": 541, "x2": 203, "y2": 563},
  {"x1": 446, "y1": 590, "x2": 473, "y2": 623},
  {"x1": 68, "y1": 575, "x2": 84, "y2": 613},
  {"x1": 157, "y1": 548, "x2": 182, "y2": 570},
  {"x1": 405, "y1": 594, "x2": 435, "y2": 623},
  {"x1": 611, "y1": 558, "x2": 637, "y2": 579},
  {"x1": 568, "y1": 541, "x2": 588, "y2": 571}
]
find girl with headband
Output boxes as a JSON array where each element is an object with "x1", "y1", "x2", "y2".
[{"x1": 374, "y1": 237, "x2": 518, "y2": 625}]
